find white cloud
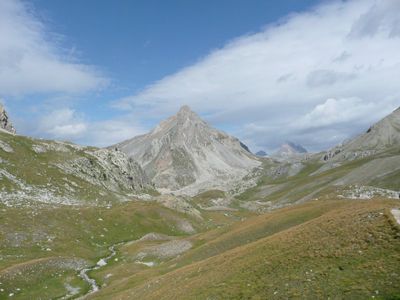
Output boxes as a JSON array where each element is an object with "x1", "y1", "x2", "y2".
[
  {"x1": 306, "y1": 70, "x2": 357, "y2": 88},
  {"x1": 36, "y1": 108, "x2": 144, "y2": 147},
  {"x1": 82, "y1": 119, "x2": 146, "y2": 147},
  {"x1": 115, "y1": 0, "x2": 400, "y2": 151},
  {"x1": 296, "y1": 98, "x2": 381, "y2": 129},
  {"x1": 238, "y1": 97, "x2": 395, "y2": 153},
  {"x1": 0, "y1": 0, "x2": 106, "y2": 96},
  {"x1": 349, "y1": 0, "x2": 400, "y2": 38},
  {"x1": 39, "y1": 108, "x2": 87, "y2": 139}
]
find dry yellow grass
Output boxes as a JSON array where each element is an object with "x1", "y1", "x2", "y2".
[{"x1": 91, "y1": 199, "x2": 400, "y2": 299}]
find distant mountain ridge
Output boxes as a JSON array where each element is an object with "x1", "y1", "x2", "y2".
[
  {"x1": 114, "y1": 106, "x2": 261, "y2": 195},
  {"x1": 255, "y1": 150, "x2": 267, "y2": 157},
  {"x1": 275, "y1": 141, "x2": 307, "y2": 156}
]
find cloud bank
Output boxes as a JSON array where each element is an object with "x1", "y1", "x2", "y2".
[
  {"x1": 116, "y1": 0, "x2": 400, "y2": 152},
  {"x1": 0, "y1": 0, "x2": 119, "y2": 147},
  {"x1": 0, "y1": 0, "x2": 105, "y2": 95}
]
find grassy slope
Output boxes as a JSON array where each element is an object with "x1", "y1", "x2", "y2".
[
  {"x1": 0, "y1": 131, "x2": 108, "y2": 202},
  {"x1": 0, "y1": 200, "x2": 203, "y2": 299},
  {"x1": 0, "y1": 132, "x2": 253, "y2": 299},
  {"x1": 236, "y1": 147, "x2": 400, "y2": 207},
  {"x1": 0, "y1": 131, "x2": 154, "y2": 205},
  {"x1": 95, "y1": 199, "x2": 400, "y2": 299},
  {"x1": 81, "y1": 200, "x2": 333, "y2": 299}
]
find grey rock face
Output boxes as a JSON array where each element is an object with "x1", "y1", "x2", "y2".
[
  {"x1": 114, "y1": 106, "x2": 260, "y2": 195},
  {"x1": 323, "y1": 107, "x2": 400, "y2": 162},
  {"x1": 0, "y1": 104, "x2": 16, "y2": 134},
  {"x1": 58, "y1": 148, "x2": 152, "y2": 193},
  {"x1": 0, "y1": 135, "x2": 152, "y2": 208}
]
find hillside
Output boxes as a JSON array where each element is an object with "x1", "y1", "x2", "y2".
[
  {"x1": 0, "y1": 131, "x2": 153, "y2": 208},
  {"x1": 85, "y1": 199, "x2": 400, "y2": 299},
  {"x1": 0, "y1": 200, "x2": 206, "y2": 299}
]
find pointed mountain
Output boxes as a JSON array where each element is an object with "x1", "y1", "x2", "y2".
[
  {"x1": 323, "y1": 107, "x2": 400, "y2": 161},
  {"x1": 275, "y1": 141, "x2": 307, "y2": 157},
  {"x1": 0, "y1": 103, "x2": 16, "y2": 134},
  {"x1": 114, "y1": 106, "x2": 260, "y2": 195}
]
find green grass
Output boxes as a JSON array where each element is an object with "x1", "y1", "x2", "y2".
[
  {"x1": 236, "y1": 151, "x2": 399, "y2": 207},
  {"x1": 95, "y1": 199, "x2": 400, "y2": 299},
  {"x1": 0, "y1": 131, "x2": 157, "y2": 204},
  {"x1": 0, "y1": 201, "x2": 202, "y2": 299},
  {"x1": 369, "y1": 169, "x2": 400, "y2": 191}
]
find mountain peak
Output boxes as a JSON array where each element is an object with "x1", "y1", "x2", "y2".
[
  {"x1": 176, "y1": 105, "x2": 200, "y2": 120},
  {"x1": 0, "y1": 103, "x2": 16, "y2": 134},
  {"x1": 178, "y1": 105, "x2": 192, "y2": 114},
  {"x1": 114, "y1": 107, "x2": 260, "y2": 195},
  {"x1": 276, "y1": 141, "x2": 307, "y2": 156}
]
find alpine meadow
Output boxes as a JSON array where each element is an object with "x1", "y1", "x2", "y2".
[{"x1": 0, "y1": 0, "x2": 399, "y2": 299}]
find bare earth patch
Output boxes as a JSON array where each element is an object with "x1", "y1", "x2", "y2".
[{"x1": 136, "y1": 240, "x2": 193, "y2": 260}]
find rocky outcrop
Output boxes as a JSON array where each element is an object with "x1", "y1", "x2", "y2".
[
  {"x1": 57, "y1": 148, "x2": 152, "y2": 193},
  {"x1": 0, "y1": 104, "x2": 16, "y2": 134},
  {"x1": 339, "y1": 185, "x2": 400, "y2": 200},
  {"x1": 113, "y1": 106, "x2": 261, "y2": 195},
  {"x1": 0, "y1": 134, "x2": 153, "y2": 207}
]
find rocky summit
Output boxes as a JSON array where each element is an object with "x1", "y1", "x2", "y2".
[
  {"x1": 0, "y1": 103, "x2": 16, "y2": 134},
  {"x1": 114, "y1": 106, "x2": 261, "y2": 195}
]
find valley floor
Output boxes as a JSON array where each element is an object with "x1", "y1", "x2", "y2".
[{"x1": 1, "y1": 197, "x2": 399, "y2": 299}]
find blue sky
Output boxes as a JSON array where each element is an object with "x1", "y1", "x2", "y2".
[
  {"x1": 1, "y1": 0, "x2": 399, "y2": 151},
  {"x1": 30, "y1": 0, "x2": 320, "y2": 88}
]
